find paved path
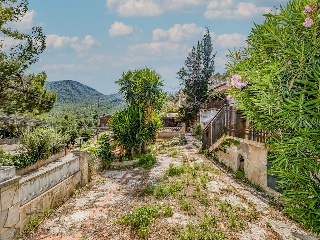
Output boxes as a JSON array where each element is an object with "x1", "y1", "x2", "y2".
[{"x1": 19, "y1": 136, "x2": 315, "y2": 240}]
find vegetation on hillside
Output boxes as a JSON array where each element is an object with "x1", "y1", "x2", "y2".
[
  {"x1": 45, "y1": 80, "x2": 124, "y2": 134},
  {"x1": 227, "y1": 0, "x2": 320, "y2": 232}
]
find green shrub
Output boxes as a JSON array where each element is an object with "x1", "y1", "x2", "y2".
[
  {"x1": 97, "y1": 133, "x2": 112, "y2": 165},
  {"x1": 193, "y1": 124, "x2": 202, "y2": 138},
  {"x1": 20, "y1": 127, "x2": 68, "y2": 162},
  {"x1": 227, "y1": 0, "x2": 320, "y2": 231},
  {"x1": 115, "y1": 205, "x2": 160, "y2": 238},
  {"x1": 133, "y1": 154, "x2": 157, "y2": 169}
]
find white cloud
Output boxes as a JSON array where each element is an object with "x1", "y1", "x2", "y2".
[
  {"x1": 46, "y1": 34, "x2": 78, "y2": 49},
  {"x1": 46, "y1": 34, "x2": 98, "y2": 52},
  {"x1": 109, "y1": 21, "x2": 133, "y2": 36},
  {"x1": 204, "y1": 1, "x2": 270, "y2": 19},
  {"x1": 42, "y1": 64, "x2": 86, "y2": 72},
  {"x1": 129, "y1": 41, "x2": 186, "y2": 56},
  {"x1": 106, "y1": 0, "x2": 205, "y2": 17},
  {"x1": 214, "y1": 33, "x2": 247, "y2": 48},
  {"x1": 153, "y1": 23, "x2": 204, "y2": 42},
  {"x1": 107, "y1": 0, "x2": 163, "y2": 17},
  {"x1": 71, "y1": 35, "x2": 98, "y2": 52}
]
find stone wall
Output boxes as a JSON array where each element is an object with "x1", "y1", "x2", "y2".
[
  {"x1": 19, "y1": 171, "x2": 81, "y2": 233},
  {"x1": 0, "y1": 168, "x2": 21, "y2": 240},
  {"x1": 210, "y1": 136, "x2": 276, "y2": 194},
  {"x1": 0, "y1": 149, "x2": 100, "y2": 240}
]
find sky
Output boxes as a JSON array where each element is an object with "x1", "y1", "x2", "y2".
[{"x1": 20, "y1": 0, "x2": 288, "y2": 95}]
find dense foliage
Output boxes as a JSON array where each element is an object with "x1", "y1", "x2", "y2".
[
  {"x1": 178, "y1": 28, "x2": 216, "y2": 121},
  {"x1": 0, "y1": 127, "x2": 68, "y2": 169},
  {"x1": 0, "y1": 0, "x2": 56, "y2": 115},
  {"x1": 111, "y1": 68, "x2": 165, "y2": 155},
  {"x1": 227, "y1": 0, "x2": 320, "y2": 232},
  {"x1": 110, "y1": 105, "x2": 161, "y2": 155}
]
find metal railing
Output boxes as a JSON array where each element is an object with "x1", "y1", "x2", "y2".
[{"x1": 202, "y1": 104, "x2": 267, "y2": 149}]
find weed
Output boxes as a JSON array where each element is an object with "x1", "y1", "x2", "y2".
[
  {"x1": 178, "y1": 215, "x2": 225, "y2": 240},
  {"x1": 153, "y1": 180, "x2": 185, "y2": 199},
  {"x1": 25, "y1": 209, "x2": 53, "y2": 233},
  {"x1": 141, "y1": 183, "x2": 155, "y2": 195},
  {"x1": 165, "y1": 164, "x2": 185, "y2": 177},
  {"x1": 171, "y1": 149, "x2": 178, "y2": 158},
  {"x1": 132, "y1": 154, "x2": 157, "y2": 169},
  {"x1": 163, "y1": 205, "x2": 173, "y2": 217},
  {"x1": 115, "y1": 205, "x2": 160, "y2": 238},
  {"x1": 180, "y1": 199, "x2": 195, "y2": 214}
]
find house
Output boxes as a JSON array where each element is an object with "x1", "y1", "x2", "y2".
[
  {"x1": 200, "y1": 85, "x2": 279, "y2": 194},
  {"x1": 98, "y1": 115, "x2": 112, "y2": 132}
]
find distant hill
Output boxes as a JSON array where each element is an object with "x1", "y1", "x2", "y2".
[{"x1": 45, "y1": 80, "x2": 122, "y2": 104}]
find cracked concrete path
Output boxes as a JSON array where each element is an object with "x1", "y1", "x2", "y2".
[{"x1": 18, "y1": 136, "x2": 317, "y2": 240}]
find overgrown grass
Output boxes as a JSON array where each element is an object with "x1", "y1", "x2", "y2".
[
  {"x1": 132, "y1": 154, "x2": 157, "y2": 169},
  {"x1": 24, "y1": 209, "x2": 53, "y2": 233},
  {"x1": 178, "y1": 214, "x2": 225, "y2": 240},
  {"x1": 115, "y1": 205, "x2": 161, "y2": 238}
]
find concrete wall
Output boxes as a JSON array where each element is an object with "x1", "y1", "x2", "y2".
[
  {"x1": 157, "y1": 127, "x2": 185, "y2": 139},
  {"x1": 0, "y1": 149, "x2": 101, "y2": 240},
  {"x1": 210, "y1": 136, "x2": 272, "y2": 193}
]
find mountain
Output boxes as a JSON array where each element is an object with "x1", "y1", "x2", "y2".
[
  {"x1": 45, "y1": 80, "x2": 122, "y2": 104},
  {"x1": 44, "y1": 80, "x2": 125, "y2": 127}
]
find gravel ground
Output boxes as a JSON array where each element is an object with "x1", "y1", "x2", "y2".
[{"x1": 19, "y1": 136, "x2": 317, "y2": 240}]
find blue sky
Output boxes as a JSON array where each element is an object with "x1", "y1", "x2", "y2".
[{"x1": 22, "y1": 0, "x2": 288, "y2": 95}]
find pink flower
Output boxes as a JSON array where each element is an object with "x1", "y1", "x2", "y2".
[
  {"x1": 232, "y1": 74, "x2": 242, "y2": 82},
  {"x1": 303, "y1": 18, "x2": 314, "y2": 27},
  {"x1": 226, "y1": 95, "x2": 232, "y2": 101},
  {"x1": 230, "y1": 74, "x2": 249, "y2": 89},
  {"x1": 303, "y1": 5, "x2": 312, "y2": 14}
]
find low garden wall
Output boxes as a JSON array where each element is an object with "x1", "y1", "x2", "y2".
[
  {"x1": 0, "y1": 149, "x2": 102, "y2": 240},
  {"x1": 157, "y1": 127, "x2": 186, "y2": 139},
  {"x1": 210, "y1": 136, "x2": 278, "y2": 195}
]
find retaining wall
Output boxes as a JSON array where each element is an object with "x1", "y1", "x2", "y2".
[
  {"x1": 0, "y1": 150, "x2": 101, "y2": 240},
  {"x1": 210, "y1": 136, "x2": 277, "y2": 195}
]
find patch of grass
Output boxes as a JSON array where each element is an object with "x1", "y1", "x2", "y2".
[
  {"x1": 163, "y1": 205, "x2": 173, "y2": 217},
  {"x1": 132, "y1": 154, "x2": 157, "y2": 169},
  {"x1": 154, "y1": 180, "x2": 185, "y2": 199},
  {"x1": 171, "y1": 149, "x2": 178, "y2": 158},
  {"x1": 115, "y1": 204, "x2": 160, "y2": 238},
  {"x1": 180, "y1": 199, "x2": 195, "y2": 214},
  {"x1": 141, "y1": 183, "x2": 155, "y2": 195},
  {"x1": 178, "y1": 215, "x2": 225, "y2": 240},
  {"x1": 25, "y1": 209, "x2": 53, "y2": 233},
  {"x1": 165, "y1": 164, "x2": 185, "y2": 178}
]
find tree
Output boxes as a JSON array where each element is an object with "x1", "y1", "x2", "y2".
[
  {"x1": 0, "y1": 0, "x2": 56, "y2": 115},
  {"x1": 111, "y1": 68, "x2": 165, "y2": 155},
  {"x1": 116, "y1": 67, "x2": 166, "y2": 119},
  {"x1": 178, "y1": 28, "x2": 216, "y2": 121},
  {"x1": 227, "y1": 0, "x2": 320, "y2": 232}
]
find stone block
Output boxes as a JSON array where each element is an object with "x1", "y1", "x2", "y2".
[
  {"x1": 0, "y1": 209, "x2": 8, "y2": 229},
  {"x1": 0, "y1": 167, "x2": 15, "y2": 183},
  {"x1": 30, "y1": 198, "x2": 43, "y2": 215},
  {"x1": 0, "y1": 227, "x2": 16, "y2": 240},
  {"x1": 4, "y1": 203, "x2": 19, "y2": 228},
  {"x1": 1, "y1": 186, "x2": 15, "y2": 210},
  {"x1": 12, "y1": 189, "x2": 19, "y2": 205}
]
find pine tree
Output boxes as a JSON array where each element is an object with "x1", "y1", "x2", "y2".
[
  {"x1": 0, "y1": 0, "x2": 56, "y2": 115},
  {"x1": 178, "y1": 28, "x2": 216, "y2": 121}
]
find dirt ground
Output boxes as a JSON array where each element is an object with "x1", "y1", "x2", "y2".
[{"x1": 19, "y1": 136, "x2": 317, "y2": 240}]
